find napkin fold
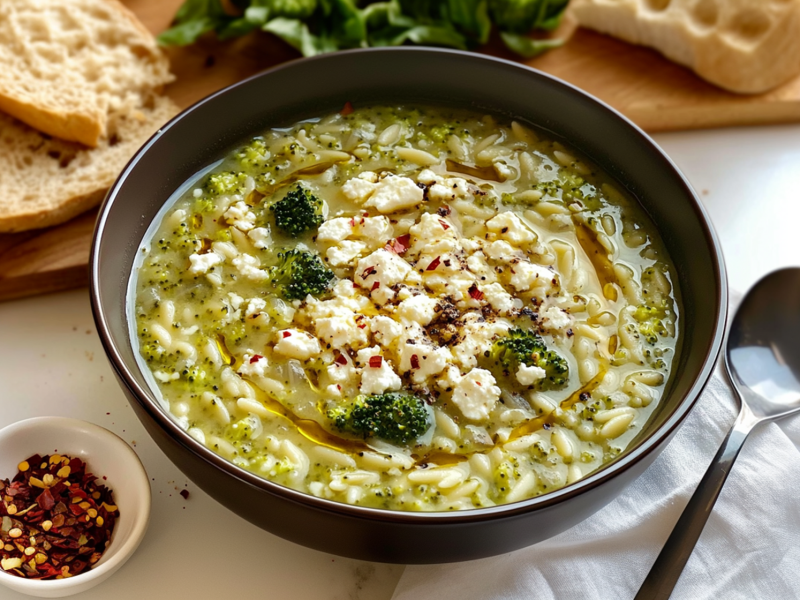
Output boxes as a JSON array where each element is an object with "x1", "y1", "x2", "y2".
[{"x1": 393, "y1": 364, "x2": 800, "y2": 600}]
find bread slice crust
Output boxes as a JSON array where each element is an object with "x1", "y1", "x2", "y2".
[
  {"x1": 572, "y1": 0, "x2": 800, "y2": 94},
  {"x1": 0, "y1": 0, "x2": 174, "y2": 146},
  {"x1": 0, "y1": 96, "x2": 179, "y2": 233}
]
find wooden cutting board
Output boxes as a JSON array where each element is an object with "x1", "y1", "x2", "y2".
[{"x1": 3, "y1": 0, "x2": 800, "y2": 302}]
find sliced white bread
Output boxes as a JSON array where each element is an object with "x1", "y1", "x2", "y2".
[
  {"x1": 571, "y1": 0, "x2": 800, "y2": 94},
  {"x1": 0, "y1": 0, "x2": 174, "y2": 147},
  {"x1": 0, "y1": 96, "x2": 179, "y2": 233}
]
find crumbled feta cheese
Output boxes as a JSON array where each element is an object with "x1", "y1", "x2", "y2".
[
  {"x1": 228, "y1": 292, "x2": 244, "y2": 311},
  {"x1": 516, "y1": 364, "x2": 546, "y2": 386},
  {"x1": 188, "y1": 252, "x2": 222, "y2": 275},
  {"x1": 325, "y1": 384, "x2": 343, "y2": 398},
  {"x1": 396, "y1": 294, "x2": 439, "y2": 326},
  {"x1": 370, "y1": 315, "x2": 404, "y2": 347},
  {"x1": 274, "y1": 329, "x2": 321, "y2": 360},
  {"x1": 466, "y1": 252, "x2": 497, "y2": 283},
  {"x1": 428, "y1": 183, "x2": 451, "y2": 201},
  {"x1": 333, "y1": 278, "x2": 357, "y2": 298},
  {"x1": 460, "y1": 238, "x2": 483, "y2": 253},
  {"x1": 417, "y1": 169, "x2": 440, "y2": 185},
  {"x1": 396, "y1": 338, "x2": 450, "y2": 384},
  {"x1": 326, "y1": 240, "x2": 367, "y2": 267},
  {"x1": 355, "y1": 249, "x2": 412, "y2": 304},
  {"x1": 428, "y1": 177, "x2": 470, "y2": 202},
  {"x1": 436, "y1": 365, "x2": 464, "y2": 392},
  {"x1": 451, "y1": 368, "x2": 501, "y2": 421},
  {"x1": 357, "y1": 216, "x2": 393, "y2": 241},
  {"x1": 304, "y1": 294, "x2": 373, "y2": 321},
  {"x1": 486, "y1": 212, "x2": 536, "y2": 244},
  {"x1": 317, "y1": 217, "x2": 354, "y2": 242},
  {"x1": 239, "y1": 354, "x2": 269, "y2": 379},
  {"x1": 247, "y1": 227, "x2": 271, "y2": 249},
  {"x1": 480, "y1": 282, "x2": 516, "y2": 314},
  {"x1": 315, "y1": 306, "x2": 368, "y2": 349},
  {"x1": 223, "y1": 201, "x2": 257, "y2": 231},
  {"x1": 358, "y1": 171, "x2": 379, "y2": 183},
  {"x1": 484, "y1": 240, "x2": 523, "y2": 262},
  {"x1": 409, "y1": 212, "x2": 459, "y2": 255},
  {"x1": 364, "y1": 175, "x2": 424, "y2": 213},
  {"x1": 508, "y1": 261, "x2": 555, "y2": 292},
  {"x1": 451, "y1": 313, "x2": 511, "y2": 368},
  {"x1": 342, "y1": 177, "x2": 378, "y2": 203},
  {"x1": 356, "y1": 347, "x2": 402, "y2": 395},
  {"x1": 542, "y1": 306, "x2": 571, "y2": 331},
  {"x1": 245, "y1": 298, "x2": 267, "y2": 318},
  {"x1": 232, "y1": 253, "x2": 269, "y2": 281}
]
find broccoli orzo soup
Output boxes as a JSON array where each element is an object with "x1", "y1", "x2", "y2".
[{"x1": 132, "y1": 105, "x2": 679, "y2": 511}]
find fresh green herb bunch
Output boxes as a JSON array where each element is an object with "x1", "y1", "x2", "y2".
[
  {"x1": 328, "y1": 392, "x2": 431, "y2": 445},
  {"x1": 158, "y1": 0, "x2": 571, "y2": 60},
  {"x1": 205, "y1": 171, "x2": 249, "y2": 197},
  {"x1": 270, "y1": 249, "x2": 335, "y2": 300},
  {"x1": 270, "y1": 185, "x2": 324, "y2": 237},
  {"x1": 491, "y1": 328, "x2": 569, "y2": 389}
]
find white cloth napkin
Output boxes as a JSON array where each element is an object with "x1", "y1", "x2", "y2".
[{"x1": 393, "y1": 363, "x2": 800, "y2": 600}]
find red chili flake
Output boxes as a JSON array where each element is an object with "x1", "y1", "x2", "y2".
[
  {"x1": 0, "y1": 454, "x2": 120, "y2": 581},
  {"x1": 334, "y1": 352, "x2": 348, "y2": 366},
  {"x1": 468, "y1": 284, "x2": 485, "y2": 300},
  {"x1": 475, "y1": 381, "x2": 482, "y2": 386},
  {"x1": 340, "y1": 101, "x2": 354, "y2": 116},
  {"x1": 426, "y1": 256, "x2": 441, "y2": 271},
  {"x1": 358, "y1": 323, "x2": 367, "y2": 329},
  {"x1": 385, "y1": 233, "x2": 411, "y2": 255},
  {"x1": 439, "y1": 219, "x2": 450, "y2": 230},
  {"x1": 37, "y1": 487, "x2": 55, "y2": 511},
  {"x1": 349, "y1": 217, "x2": 356, "y2": 227},
  {"x1": 361, "y1": 266, "x2": 376, "y2": 279},
  {"x1": 179, "y1": 490, "x2": 190, "y2": 500},
  {"x1": 368, "y1": 356, "x2": 383, "y2": 368},
  {"x1": 371, "y1": 281, "x2": 380, "y2": 291},
  {"x1": 282, "y1": 331, "x2": 292, "y2": 338},
  {"x1": 410, "y1": 354, "x2": 420, "y2": 369},
  {"x1": 249, "y1": 354, "x2": 263, "y2": 364}
]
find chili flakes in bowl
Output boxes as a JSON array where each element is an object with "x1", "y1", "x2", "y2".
[{"x1": 0, "y1": 454, "x2": 119, "y2": 580}]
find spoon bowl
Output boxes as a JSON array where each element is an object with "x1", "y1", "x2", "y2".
[
  {"x1": 637, "y1": 267, "x2": 800, "y2": 599},
  {"x1": 727, "y1": 268, "x2": 800, "y2": 421}
]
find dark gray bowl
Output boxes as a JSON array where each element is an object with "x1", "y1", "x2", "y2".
[{"x1": 90, "y1": 48, "x2": 727, "y2": 564}]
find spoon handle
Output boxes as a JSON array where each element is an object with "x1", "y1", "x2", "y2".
[{"x1": 634, "y1": 403, "x2": 758, "y2": 600}]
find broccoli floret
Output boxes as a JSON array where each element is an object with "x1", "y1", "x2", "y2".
[
  {"x1": 270, "y1": 185, "x2": 324, "y2": 237},
  {"x1": 491, "y1": 328, "x2": 569, "y2": 389},
  {"x1": 634, "y1": 304, "x2": 671, "y2": 345},
  {"x1": 328, "y1": 392, "x2": 431, "y2": 445},
  {"x1": 538, "y1": 171, "x2": 596, "y2": 202},
  {"x1": 269, "y1": 249, "x2": 334, "y2": 300},
  {"x1": 235, "y1": 137, "x2": 270, "y2": 169},
  {"x1": 205, "y1": 171, "x2": 249, "y2": 197}
]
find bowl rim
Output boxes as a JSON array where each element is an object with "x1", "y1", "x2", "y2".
[
  {"x1": 90, "y1": 46, "x2": 728, "y2": 525},
  {"x1": 0, "y1": 416, "x2": 151, "y2": 591}
]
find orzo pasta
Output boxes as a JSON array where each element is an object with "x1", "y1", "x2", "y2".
[{"x1": 132, "y1": 105, "x2": 679, "y2": 511}]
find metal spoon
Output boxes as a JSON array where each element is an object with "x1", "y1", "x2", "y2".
[{"x1": 635, "y1": 267, "x2": 800, "y2": 600}]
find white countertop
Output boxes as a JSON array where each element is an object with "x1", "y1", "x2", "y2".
[{"x1": 1, "y1": 123, "x2": 798, "y2": 600}]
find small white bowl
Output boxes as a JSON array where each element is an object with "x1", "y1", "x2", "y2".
[{"x1": 0, "y1": 417, "x2": 150, "y2": 598}]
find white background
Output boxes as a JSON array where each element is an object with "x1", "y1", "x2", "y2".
[{"x1": 0, "y1": 123, "x2": 798, "y2": 599}]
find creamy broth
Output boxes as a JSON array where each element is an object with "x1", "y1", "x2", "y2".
[{"x1": 133, "y1": 105, "x2": 679, "y2": 511}]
